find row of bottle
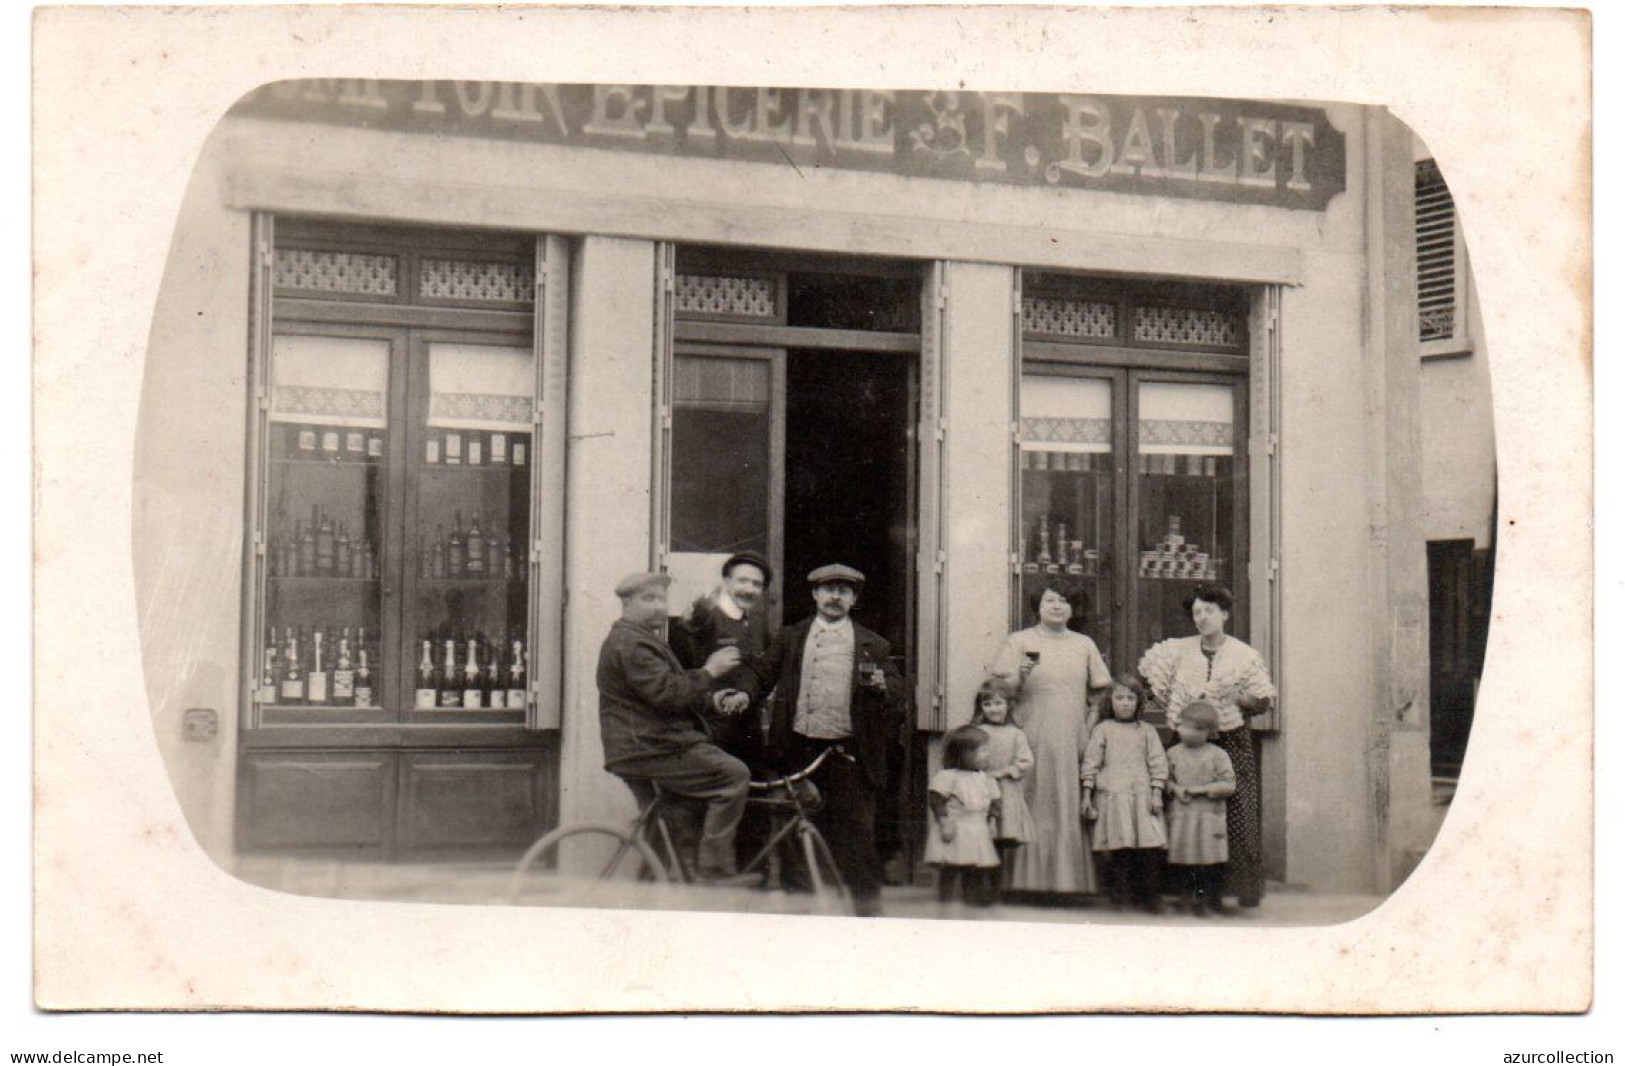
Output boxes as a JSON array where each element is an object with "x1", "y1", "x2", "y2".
[
  {"x1": 420, "y1": 510, "x2": 522, "y2": 581},
  {"x1": 1022, "y1": 450, "x2": 1107, "y2": 472},
  {"x1": 423, "y1": 429, "x2": 529, "y2": 468},
  {"x1": 1138, "y1": 453, "x2": 1226, "y2": 477},
  {"x1": 270, "y1": 505, "x2": 379, "y2": 579},
  {"x1": 1020, "y1": 514, "x2": 1101, "y2": 574},
  {"x1": 415, "y1": 637, "x2": 529, "y2": 710},
  {"x1": 258, "y1": 625, "x2": 378, "y2": 706},
  {"x1": 281, "y1": 423, "x2": 387, "y2": 463}
]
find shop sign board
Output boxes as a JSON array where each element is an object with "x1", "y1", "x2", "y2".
[{"x1": 235, "y1": 81, "x2": 1348, "y2": 210}]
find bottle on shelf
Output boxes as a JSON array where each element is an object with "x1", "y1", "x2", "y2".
[
  {"x1": 418, "y1": 533, "x2": 431, "y2": 580},
  {"x1": 466, "y1": 513, "x2": 485, "y2": 576},
  {"x1": 439, "y1": 638, "x2": 463, "y2": 708},
  {"x1": 504, "y1": 538, "x2": 516, "y2": 582},
  {"x1": 485, "y1": 646, "x2": 505, "y2": 710},
  {"x1": 332, "y1": 628, "x2": 355, "y2": 703},
  {"x1": 1036, "y1": 515, "x2": 1053, "y2": 567},
  {"x1": 431, "y1": 526, "x2": 446, "y2": 579},
  {"x1": 277, "y1": 528, "x2": 296, "y2": 578},
  {"x1": 506, "y1": 639, "x2": 528, "y2": 710},
  {"x1": 448, "y1": 511, "x2": 466, "y2": 578},
  {"x1": 307, "y1": 625, "x2": 329, "y2": 705},
  {"x1": 335, "y1": 523, "x2": 352, "y2": 577},
  {"x1": 298, "y1": 515, "x2": 316, "y2": 576},
  {"x1": 353, "y1": 645, "x2": 374, "y2": 708},
  {"x1": 488, "y1": 529, "x2": 502, "y2": 581},
  {"x1": 415, "y1": 639, "x2": 438, "y2": 709},
  {"x1": 315, "y1": 507, "x2": 335, "y2": 575},
  {"x1": 280, "y1": 626, "x2": 304, "y2": 705},
  {"x1": 462, "y1": 637, "x2": 483, "y2": 709},
  {"x1": 258, "y1": 626, "x2": 279, "y2": 704}
]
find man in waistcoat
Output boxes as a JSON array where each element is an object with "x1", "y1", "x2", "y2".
[
  {"x1": 596, "y1": 571, "x2": 754, "y2": 883},
  {"x1": 746, "y1": 564, "x2": 905, "y2": 916}
]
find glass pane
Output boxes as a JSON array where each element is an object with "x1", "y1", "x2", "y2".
[
  {"x1": 1017, "y1": 375, "x2": 1115, "y2": 657},
  {"x1": 1135, "y1": 381, "x2": 1236, "y2": 650},
  {"x1": 413, "y1": 342, "x2": 534, "y2": 714},
  {"x1": 261, "y1": 335, "x2": 390, "y2": 712},
  {"x1": 670, "y1": 355, "x2": 770, "y2": 555}
]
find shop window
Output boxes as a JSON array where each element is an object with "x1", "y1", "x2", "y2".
[
  {"x1": 670, "y1": 354, "x2": 773, "y2": 556},
  {"x1": 1016, "y1": 275, "x2": 1253, "y2": 704},
  {"x1": 1416, "y1": 159, "x2": 1472, "y2": 356},
  {"x1": 247, "y1": 220, "x2": 565, "y2": 729}
]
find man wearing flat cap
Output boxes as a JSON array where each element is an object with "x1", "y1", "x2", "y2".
[
  {"x1": 597, "y1": 570, "x2": 752, "y2": 882},
  {"x1": 745, "y1": 563, "x2": 906, "y2": 915},
  {"x1": 668, "y1": 550, "x2": 775, "y2": 764}
]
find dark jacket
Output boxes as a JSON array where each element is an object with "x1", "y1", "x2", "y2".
[
  {"x1": 596, "y1": 618, "x2": 715, "y2": 768},
  {"x1": 746, "y1": 616, "x2": 905, "y2": 788}
]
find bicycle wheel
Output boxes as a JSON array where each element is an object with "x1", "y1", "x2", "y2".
[
  {"x1": 797, "y1": 824, "x2": 851, "y2": 916},
  {"x1": 508, "y1": 823, "x2": 669, "y2": 905}
]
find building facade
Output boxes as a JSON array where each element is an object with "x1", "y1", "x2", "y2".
[{"x1": 133, "y1": 81, "x2": 1460, "y2": 895}]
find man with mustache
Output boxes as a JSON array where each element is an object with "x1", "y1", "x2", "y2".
[{"x1": 669, "y1": 550, "x2": 774, "y2": 764}]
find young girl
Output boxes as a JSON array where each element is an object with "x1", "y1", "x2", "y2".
[
  {"x1": 1081, "y1": 674, "x2": 1169, "y2": 913},
  {"x1": 926, "y1": 724, "x2": 1004, "y2": 907},
  {"x1": 970, "y1": 678, "x2": 1036, "y2": 892},
  {"x1": 1165, "y1": 700, "x2": 1237, "y2": 916}
]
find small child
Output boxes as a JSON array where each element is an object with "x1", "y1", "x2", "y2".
[
  {"x1": 1081, "y1": 674, "x2": 1169, "y2": 913},
  {"x1": 970, "y1": 678, "x2": 1036, "y2": 894},
  {"x1": 926, "y1": 724, "x2": 1004, "y2": 907},
  {"x1": 1165, "y1": 700, "x2": 1237, "y2": 916}
]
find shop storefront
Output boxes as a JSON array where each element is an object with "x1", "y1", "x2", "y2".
[{"x1": 135, "y1": 80, "x2": 1437, "y2": 893}]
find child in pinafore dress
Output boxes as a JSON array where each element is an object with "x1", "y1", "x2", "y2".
[
  {"x1": 970, "y1": 678, "x2": 1035, "y2": 894},
  {"x1": 926, "y1": 725, "x2": 1004, "y2": 907},
  {"x1": 1165, "y1": 700, "x2": 1237, "y2": 916},
  {"x1": 1081, "y1": 674, "x2": 1169, "y2": 913}
]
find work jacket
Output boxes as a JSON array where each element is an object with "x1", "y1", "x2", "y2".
[{"x1": 596, "y1": 619, "x2": 715, "y2": 767}]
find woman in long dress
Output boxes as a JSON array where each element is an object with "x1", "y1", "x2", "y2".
[
  {"x1": 1137, "y1": 583, "x2": 1276, "y2": 908},
  {"x1": 992, "y1": 580, "x2": 1112, "y2": 895}
]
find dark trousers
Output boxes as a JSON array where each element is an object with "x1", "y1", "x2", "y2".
[
  {"x1": 936, "y1": 865, "x2": 998, "y2": 907},
  {"x1": 1099, "y1": 848, "x2": 1164, "y2": 904},
  {"x1": 785, "y1": 734, "x2": 884, "y2": 901},
  {"x1": 1173, "y1": 863, "x2": 1226, "y2": 909},
  {"x1": 609, "y1": 743, "x2": 750, "y2": 875}
]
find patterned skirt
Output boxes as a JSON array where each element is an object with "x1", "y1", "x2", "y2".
[{"x1": 1213, "y1": 726, "x2": 1265, "y2": 903}]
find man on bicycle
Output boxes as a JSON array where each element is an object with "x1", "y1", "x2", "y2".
[{"x1": 597, "y1": 571, "x2": 754, "y2": 884}]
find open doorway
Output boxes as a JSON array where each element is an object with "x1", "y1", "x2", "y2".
[{"x1": 781, "y1": 348, "x2": 913, "y2": 653}]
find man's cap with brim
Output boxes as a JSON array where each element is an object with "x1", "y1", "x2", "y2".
[
  {"x1": 807, "y1": 563, "x2": 865, "y2": 587},
  {"x1": 723, "y1": 551, "x2": 774, "y2": 586},
  {"x1": 614, "y1": 571, "x2": 673, "y2": 598}
]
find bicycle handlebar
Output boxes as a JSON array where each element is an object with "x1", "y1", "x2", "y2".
[{"x1": 747, "y1": 746, "x2": 848, "y2": 791}]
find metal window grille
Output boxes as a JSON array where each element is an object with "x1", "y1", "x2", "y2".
[
  {"x1": 673, "y1": 274, "x2": 777, "y2": 318},
  {"x1": 1416, "y1": 160, "x2": 1457, "y2": 343},
  {"x1": 1133, "y1": 305, "x2": 1242, "y2": 349},
  {"x1": 1021, "y1": 296, "x2": 1116, "y2": 339},
  {"x1": 272, "y1": 248, "x2": 398, "y2": 297},
  {"x1": 421, "y1": 257, "x2": 535, "y2": 306}
]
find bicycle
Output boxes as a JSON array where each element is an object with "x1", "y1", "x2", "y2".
[{"x1": 508, "y1": 747, "x2": 850, "y2": 913}]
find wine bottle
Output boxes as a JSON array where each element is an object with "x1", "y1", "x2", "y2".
[
  {"x1": 485, "y1": 647, "x2": 505, "y2": 710},
  {"x1": 335, "y1": 523, "x2": 352, "y2": 577},
  {"x1": 332, "y1": 628, "x2": 355, "y2": 702},
  {"x1": 461, "y1": 637, "x2": 483, "y2": 709},
  {"x1": 307, "y1": 626, "x2": 329, "y2": 705},
  {"x1": 417, "y1": 533, "x2": 430, "y2": 580},
  {"x1": 280, "y1": 627, "x2": 304, "y2": 705},
  {"x1": 296, "y1": 519, "x2": 313, "y2": 576},
  {"x1": 466, "y1": 513, "x2": 485, "y2": 575},
  {"x1": 487, "y1": 529, "x2": 501, "y2": 582},
  {"x1": 315, "y1": 508, "x2": 335, "y2": 575},
  {"x1": 439, "y1": 639, "x2": 462, "y2": 708},
  {"x1": 414, "y1": 639, "x2": 438, "y2": 709},
  {"x1": 431, "y1": 526, "x2": 446, "y2": 579},
  {"x1": 490, "y1": 431, "x2": 508, "y2": 465},
  {"x1": 445, "y1": 430, "x2": 464, "y2": 466},
  {"x1": 506, "y1": 639, "x2": 527, "y2": 710},
  {"x1": 468, "y1": 432, "x2": 484, "y2": 466},
  {"x1": 258, "y1": 627, "x2": 278, "y2": 704},
  {"x1": 1036, "y1": 515, "x2": 1053, "y2": 566},
  {"x1": 278, "y1": 528, "x2": 296, "y2": 578},
  {"x1": 448, "y1": 511, "x2": 465, "y2": 578},
  {"x1": 353, "y1": 646, "x2": 374, "y2": 708},
  {"x1": 503, "y1": 538, "x2": 515, "y2": 582}
]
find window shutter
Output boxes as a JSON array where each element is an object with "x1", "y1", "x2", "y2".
[
  {"x1": 529, "y1": 234, "x2": 570, "y2": 729},
  {"x1": 1415, "y1": 160, "x2": 1459, "y2": 345}
]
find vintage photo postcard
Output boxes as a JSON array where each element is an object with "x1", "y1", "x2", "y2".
[{"x1": 31, "y1": 4, "x2": 1592, "y2": 1014}]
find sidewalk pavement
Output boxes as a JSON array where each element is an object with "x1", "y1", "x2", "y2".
[{"x1": 232, "y1": 854, "x2": 1385, "y2": 927}]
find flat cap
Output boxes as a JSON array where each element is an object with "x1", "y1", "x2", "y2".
[
  {"x1": 806, "y1": 563, "x2": 865, "y2": 587},
  {"x1": 614, "y1": 570, "x2": 672, "y2": 598},
  {"x1": 723, "y1": 551, "x2": 774, "y2": 586}
]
